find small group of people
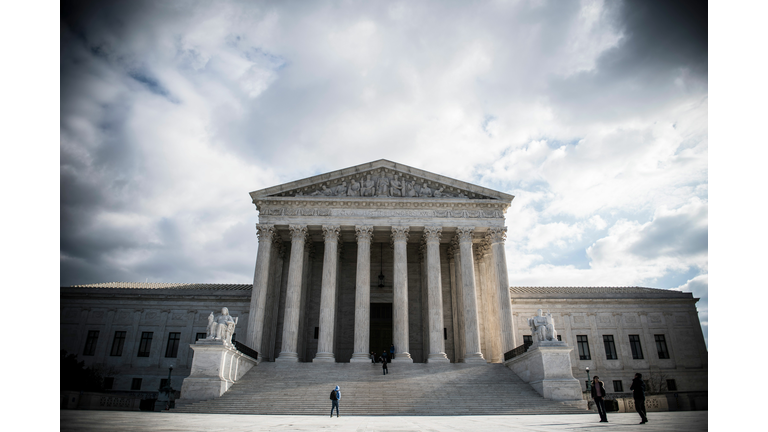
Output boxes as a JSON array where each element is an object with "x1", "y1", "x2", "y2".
[
  {"x1": 369, "y1": 344, "x2": 396, "y2": 375},
  {"x1": 590, "y1": 373, "x2": 649, "y2": 424}
]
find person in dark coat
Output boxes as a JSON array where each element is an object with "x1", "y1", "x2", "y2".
[
  {"x1": 630, "y1": 373, "x2": 648, "y2": 424},
  {"x1": 590, "y1": 376, "x2": 608, "y2": 423},
  {"x1": 329, "y1": 385, "x2": 340, "y2": 418},
  {"x1": 380, "y1": 354, "x2": 388, "y2": 375},
  {"x1": 390, "y1": 344, "x2": 395, "y2": 360}
]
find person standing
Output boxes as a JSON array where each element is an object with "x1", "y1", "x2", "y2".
[
  {"x1": 329, "y1": 385, "x2": 340, "y2": 418},
  {"x1": 381, "y1": 355, "x2": 388, "y2": 375},
  {"x1": 630, "y1": 373, "x2": 648, "y2": 424},
  {"x1": 590, "y1": 376, "x2": 608, "y2": 423},
  {"x1": 370, "y1": 351, "x2": 376, "y2": 364},
  {"x1": 390, "y1": 344, "x2": 395, "y2": 361}
]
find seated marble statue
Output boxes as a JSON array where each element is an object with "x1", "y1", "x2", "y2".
[
  {"x1": 361, "y1": 175, "x2": 375, "y2": 197},
  {"x1": 527, "y1": 309, "x2": 557, "y2": 344},
  {"x1": 207, "y1": 307, "x2": 238, "y2": 345},
  {"x1": 376, "y1": 177, "x2": 390, "y2": 196},
  {"x1": 390, "y1": 175, "x2": 403, "y2": 197},
  {"x1": 405, "y1": 181, "x2": 417, "y2": 197},
  {"x1": 347, "y1": 179, "x2": 360, "y2": 196},
  {"x1": 419, "y1": 183, "x2": 432, "y2": 197},
  {"x1": 335, "y1": 181, "x2": 348, "y2": 196}
]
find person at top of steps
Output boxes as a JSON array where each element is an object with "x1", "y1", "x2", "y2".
[
  {"x1": 330, "y1": 385, "x2": 340, "y2": 417},
  {"x1": 381, "y1": 355, "x2": 388, "y2": 375}
]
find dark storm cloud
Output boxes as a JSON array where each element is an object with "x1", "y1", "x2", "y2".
[{"x1": 549, "y1": 0, "x2": 707, "y2": 122}]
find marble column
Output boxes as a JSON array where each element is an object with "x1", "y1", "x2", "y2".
[
  {"x1": 314, "y1": 225, "x2": 340, "y2": 362},
  {"x1": 482, "y1": 242, "x2": 503, "y2": 363},
  {"x1": 488, "y1": 227, "x2": 516, "y2": 352},
  {"x1": 350, "y1": 225, "x2": 373, "y2": 362},
  {"x1": 424, "y1": 226, "x2": 449, "y2": 362},
  {"x1": 246, "y1": 224, "x2": 276, "y2": 352},
  {"x1": 391, "y1": 226, "x2": 413, "y2": 362},
  {"x1": 276, "y1": 224, "x2": 307, "y2": 362},
  {"x1": 456, "y1": 227, "x2": 485, "y2": 363},
  {"x1": 451, "y1": 238, "x2": 466, "y2": 362}
]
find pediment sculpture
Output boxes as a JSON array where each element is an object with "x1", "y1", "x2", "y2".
[{"x1": 277, "y1": 171, "x2": 489, "y2": 199}]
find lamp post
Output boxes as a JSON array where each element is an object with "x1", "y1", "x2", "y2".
[
  {"x1": 163, "y1": 364, "x2": 174, "y2": 410},
  {"x1": 585, "y1": 366, "x2": 591, "y2": 391}
]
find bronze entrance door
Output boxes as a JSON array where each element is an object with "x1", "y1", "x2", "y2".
[{"x1": 370, "y1": 303, "x2": 392, "y2": 359}]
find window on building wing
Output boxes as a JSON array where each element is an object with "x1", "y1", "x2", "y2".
[
  {"x1": 165, "y1": 332, "x2": 181, "y2": 358},
  {"x1": 137, "y1": 332, "x2": 153, "y2": 357},
  {"x1": 110, "y1": 331, "x2": 126, "y2": 356},
  {"x1": 655, "y1": 334, "x2": 670, "y2": 359},
  {"x1": 603, "y1": 335, "x2": 618, "y2": 360},
  {"x1": 83, "y1": 330, "x2": 99, "y2": 356},
  {"x1": 629, "y1": 335, "x2": 644, "y2": 359},
  {"x1": 577, "y1": 335, "x2": 591, "y2": 360}
]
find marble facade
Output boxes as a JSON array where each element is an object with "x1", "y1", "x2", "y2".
[{"x1": 60, "y1": 160, "x2": 707, "y2": 403}]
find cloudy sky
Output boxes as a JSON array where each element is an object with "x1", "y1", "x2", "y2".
[{"x1": 60, "y1": 0, "x2": 708, "y2": 341}]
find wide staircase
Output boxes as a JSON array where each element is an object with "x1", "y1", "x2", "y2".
[{"x1": 173, "y1": 361, "x2": 589, "y2": 415}]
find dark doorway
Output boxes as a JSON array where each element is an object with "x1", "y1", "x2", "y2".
[{"x1": 370, "y1": 303, "x2": 392, "y2": 358}]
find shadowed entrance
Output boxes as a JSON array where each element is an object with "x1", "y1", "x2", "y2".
[{"x1": 370, "y1": 303, "x2": 392, "y2": 359}]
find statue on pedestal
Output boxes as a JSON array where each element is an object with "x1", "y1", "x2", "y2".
[
  {"x1": 206, "y1": 307, "x2": 238, "y2": 346},
  {"x1": 528, "y1": 309, "x2": 557, "y2": 344}
]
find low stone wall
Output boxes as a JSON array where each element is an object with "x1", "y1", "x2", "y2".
[
  {"x1": 614, "y1": 392, "x2": 708, "y2": 412},
  {"x1": 60, "y1": 391, "x2": 143, "y2": 411}
]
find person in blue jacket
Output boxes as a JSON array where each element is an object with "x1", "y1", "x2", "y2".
[{"x1": 330, "y1": 385, "x2": 340, "y2": 417}]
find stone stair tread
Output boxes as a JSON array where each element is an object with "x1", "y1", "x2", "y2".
[{"x1": 172, "y1": 363, "x2": 588, "y2": 415}]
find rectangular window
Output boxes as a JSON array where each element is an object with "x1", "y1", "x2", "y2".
[
  {"x1": 576, "y1": 335, "x2": 591, "y2": 360},
  {"x1": 655, "y1": 334, "x2": 670, "y2": 359},
  {"x1": 667, "y1": 379, "x2": 677, "y2": 391},
  {"x1": 131, "y1": 378, "x2": 142, "y2": 390},
  {"x1": 110, "y1": 331, "x2": 126, "y2": 356},
  {"x1": 137, "y1": 332, "x2": 153, "y2": 357},
  {"x1": 195, "y1": 332, "x2": 207, "y2": 342},
  {"x1": 165, "y1": 332, "x2": 181, "y2": 358},
  {"x1": 603, "y1": 335, "x2": 618, "y2": 360},
  {"x1": 613, "y1": 380, "x2": 623, "y2": 392},
  {"x1": 103, "y1": 377, "x2": 114, "y2": 390},
  {"x1": 83, "y1": 330, "x2": 99, "y2": 356},
  {"x1": 523, "y1": 335, "x2": 532, "y2": 345},
  {"x1": 629, "y1": 335, "x2": 644, "y2": 359},
  {"x1": 314, "y1": 327, "x2": 319, "y2": 339}
]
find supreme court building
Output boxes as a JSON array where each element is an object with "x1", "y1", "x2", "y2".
[{"x1": 60, "y1": 160, "x2": 708, "y2": 406}]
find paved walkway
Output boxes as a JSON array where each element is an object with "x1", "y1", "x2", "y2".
[{"x1": 61, "y1": 410, "x2": 707, "y2": 431}]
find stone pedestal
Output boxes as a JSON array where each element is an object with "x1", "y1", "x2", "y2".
[
  {"x1": 178, "y1": 340, "x2": 258, "y2": 403},
  {"x1": 504, "y1": 341, "x2": 587, "y2": 408}
]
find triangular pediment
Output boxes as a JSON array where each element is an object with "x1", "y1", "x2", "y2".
[{"x1": 249, "y1": 160, "x2": 514, "y2": 202}]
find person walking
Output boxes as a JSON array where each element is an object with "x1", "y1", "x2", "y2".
[
  {"x1": 630, "y1": 373, "x2": 648, "y2": 424},
  {"x1": 329, "y1": 385, "x2": 340, "y2": 418},
  {"x1": 381, "y1": 355, "x2": 388, "y2": 375},
  {"x1": 371, "y1": 351, "x2": 376, "y2": 364},
  {"x1": 390, "y1": 344, "x2": 395, "y2": 361},
  {"x1": 590, "y1": 376, "x2": 608, "y2": 423}
]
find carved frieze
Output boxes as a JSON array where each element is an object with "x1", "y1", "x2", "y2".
[{"x1": 277, "y1": 169, "x2": 493, "y2": 200}]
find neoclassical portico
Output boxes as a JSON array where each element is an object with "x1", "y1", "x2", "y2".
[{"x1": 245, "y1": 160, "x2": 517, "y2": 363}]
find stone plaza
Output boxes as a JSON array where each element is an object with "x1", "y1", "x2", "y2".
[{"x1": 60, "y1": 160, "x2": 707, "y2": 414}]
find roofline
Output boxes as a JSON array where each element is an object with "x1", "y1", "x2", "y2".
[{"x1": 248, "y1": 159, "x2": 515, "y2": 202}]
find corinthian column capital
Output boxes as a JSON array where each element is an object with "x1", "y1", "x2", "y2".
[
  {"x1": 322, "y1": 225, "x2": 341, "y2": 242},
  {"x1": 355, "y1": 225, "x2": 373, "y2": 242},
  {"x1": 256, "y1": 224, "x2": 276, "y2": 242},
  {"x1": 288, "y1": 224, "x2": 308, "y2": 241},
  {"x1": 487, "y1": 226, "x2": 508, "y2": 244},
  {"x1": 455, "y1": 226, "x2": 475, "y2": 243},
  {"x1": 391, "y1": 226, "x2": 410, "y2": 243},
  {"x1": 423, "y1": 226, "x2": 442, "y2": 243}
]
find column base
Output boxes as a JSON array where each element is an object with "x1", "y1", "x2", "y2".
[
  {"x1": 349, "y1": 353, "x2": 372, "y2": 363},
  {"x1": 391, "y1": 352, "x2": 413, "y2": 363},
  {"x1": 463, "y1": 353, "x2": 487, "y2": 364},
  {"x1": 312, "y1": 352, "x2": 336, "y2": 362},
  {"x1": 427, "y1": 352, "x2": 450, "y2": 363},
  {"x1": 275, "y1": 352, "x2": 299, "y2": 362}
]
